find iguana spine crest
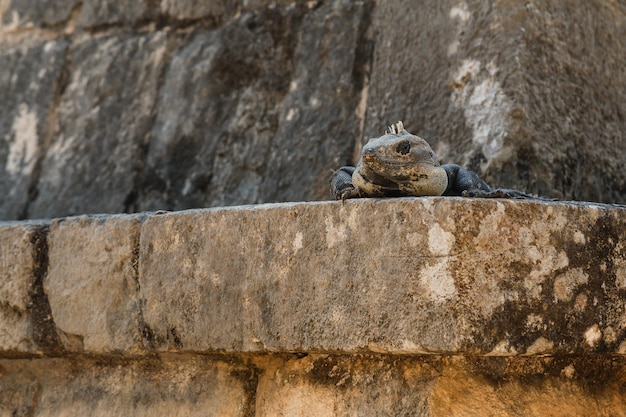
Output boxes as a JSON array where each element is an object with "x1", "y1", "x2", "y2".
[{"x1": 386, "y1": 121, "x2": 406, "y2": 135}]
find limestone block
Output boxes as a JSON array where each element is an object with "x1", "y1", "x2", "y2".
[
  {"x1": 2, "y1": 354, "x2": 626, "y2": 416},
  {"x1": 256, "y1": 355, "x2": 626, "y2": 417},
  {"x1": 256, "y1": 354, "x2": 435, "y2": 416},
  {"x1": 139, "y1": 198, "x2": 626, "y2": 355},
  {"x1": 365, "y1": 0, "x2": 626, "y2": 203},
  {"x1": 78, "y1": 0, "x2": 151, "y2": 28},
  {"x1": 158, "y1": 0, "x2": 233, "y2": 20},
  {"x1": 46, "y1": 214, "x2": 144, "y2": 353},
  {"x1": 0, "y1": 0, "x2": 152, "y2": 29},
  {"x1": 0, "y1": 40, "x2": 68, "y2": 220},
  {"x1": 0, "y1": 355, "x2": 253, "y2": 416},
  {"x1": 27, "y1": 33, "x2": 167, "y2": 219},
  {"x1": 0, "y1": 222, "x2": 48, "y2": 353},
  {"x1": 136, "y1": 0, "x2": 369, "y2": 212},
  {"x1": 1, "y1": 0, "x2": 78, "y2": 28}
]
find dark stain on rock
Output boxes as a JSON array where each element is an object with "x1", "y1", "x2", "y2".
[
  {"x1": 28, "y1": 227, "x2": 64, "y2": 355},
  {"x1": 468, "y1": 205, "x2": 626, "y2": 355},
  {"x1": 168, "y1": 327, "x2": 183, "y2": 349},
  {"x1": 230, "y1": 363, "x2": 259, "y2": 417},
  {"x1": 140, "y1": 322, "x2": 156, "y2": 349},
  {"x1": 469, "y1": 355, "x2": 626, "y2": 394}
]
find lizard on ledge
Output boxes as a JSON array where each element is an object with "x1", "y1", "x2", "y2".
[{"x1": 331, "y1": 121, "x2": 551, "y2": 201}]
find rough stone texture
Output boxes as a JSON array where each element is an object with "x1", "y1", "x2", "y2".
[
  {"x1": 2, "y1": 354, "x2": 626, "y2": 416},
  {"x1": 365, "y1": 0, "x2": 626, "y2": 203},
  {"x1": 256, "y1": 355, "x2": 626, "y2": 417},
  {"x1": 0, "y1": 39, "x2": 68, "y2": 220},
  {"x1": 0, "y1": 0, "x2": 151, "y2": 29},
  {"x1": 1, "y1": 200, "x2": 626, "y2": 415},
  {"x1": 2, "y1": 0, "x2": 626, "y2": 410},
  {"x1": 78, "y1": 0, "x2": 150, "y2": 28},
  {"x1": 45, "y1": 214, "x2": 144, "y2": 353},
  {"x1": 4, "y1": 199, "x2": 626, "y2": 357},
  {"x1": 2, "y1": 0, "x2": 626, "y2": 220},
  {"x1": 135, "y1": 0, "x2": 369, "y2": 212},
  {"x1": 0, "y1": 355, "x2": 255, "y2": 417},
  {"x1": 138, "y1": 199, "x2": 626, "y2": 355},
  {"x1": 0, "y1": 222, "x2": 47, "y2": 353},
  {"x1": 158, "y1": 0, "x2": 235, "y2": 21},
  {"x1": 1, "y1": 0, "x2": 78, "y2": 28},
  {"x1": 27, "y1": 33, "x2": 167, "y2": 219}
]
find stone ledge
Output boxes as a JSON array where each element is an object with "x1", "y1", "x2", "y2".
[{"x1": 1, "y1": 198, "x2": 625, "y2": 357}]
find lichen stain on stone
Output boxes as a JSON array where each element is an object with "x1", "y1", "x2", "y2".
[
  {"x1": 573, "y1": 293, "x2": 588, "y2": 311},
  {"x1": 447, "y1": 1, "x2": 470, "y2": 56},
  {"x1": 525, "y1": 337, "x2": 554, "y2": 355},
  {"x1": 428, "y1": 223, "x2": 455, "y2": 256},
  {"x1": 553, "y1": 267, "x2": 588, "y2": 302},
  {"x1": 486, "y1": 340, "x2": 518, "y2": 356},
  {"x1": 523, "y1": 241, "x2": 569, "y2": 300},
  {"x1": 324, "y1": 208, "x2": 357, "y2": 249},
  {"x1": 292, "y1": 231, "x2": 303, "y2": 253},
  {"x1": 584, "y1": 324, "x2": 602, "y2": 348},
  {"x1": 419, "y1": 260, "x2": 457, "y2": 303},
  {"x1": 450, "y1": 58, "x2": 513, "y2": 170},
  {"x1": 6, "y1": 103, "x2": 38, "y2": 177},
  {"x1": 449, "y1": 2, "x2": 471, "y2": 23},
  {"x1": 573, "y1": 230, "x2": 586, "y2": 245},
  {"x1": 324, "y1": 217, "x2": 347, "y2": 249},
  {"x1": 525, "y1": 314, "x2": 545, "y2": 332}
]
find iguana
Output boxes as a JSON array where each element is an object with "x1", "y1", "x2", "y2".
[{"x1": 331, "y1": 121, "x2": 549, "y2": 201}]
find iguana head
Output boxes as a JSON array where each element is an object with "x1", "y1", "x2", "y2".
[{"x1": 352, "y1": 121, "x2": 449, "y2": 197}]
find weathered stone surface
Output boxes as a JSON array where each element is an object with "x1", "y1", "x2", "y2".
[
  {"x1": 1, "y1": 0, "x2": 78, "y2": 28},
  {"x1": 135, "y1": 0, "x2": 370, "y2": 212},
  {"x1": 3, "y1": 354, "x2": 626, "y2": 416},
  {"x1": 0, "y1": 223, "x2": 47, "y2": 353},
  {"x1": 0, "y1": 0, "x2": 152, "y2": 29},
  {"x1": 0, "y1": 355, "x2": 254, "y2": 416},
  {"x1": 27, "y1": 33, "x2": 167, "y2": 219},
  {"x1": 1, "y1": 198, "x2": 626, "y2": 414},
  {"x1": 0, "y1": 40, "x2": 68, "y2": 220},
  {"x1": 1, "y1": 0, "x2": 626, "y2": 220},
  {"x1": 365, "y1": 0, "x2": 626, "y2": 203},
  {"x1": 45, "y1": 214, "x2": 144, "y2": 353},
  {"x1": 256, "y1": 355, "x2": 626, "y2": 417},
  {"x1": 158, "y1": 0, "x2": 234, "y2": 21},
  {"x1": 138, "y1": 199, "x2": 626, "y2": 355},
  {"x1": 78, "y1": 0, "x2": 151, "y2": 28},
  {"x1": 256, "y1": 354, "x2": 434, "y2": 416}
]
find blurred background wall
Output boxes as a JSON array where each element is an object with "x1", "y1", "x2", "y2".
[{"x1": 1, "y1": 0, "x2": 625, "y2": 220}]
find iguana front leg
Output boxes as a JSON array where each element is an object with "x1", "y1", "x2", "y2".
[
  {"x1": 441, "y1": 164, "x2": 491, "y2": 196},
  {"x1": 443, "y1": 164, "x2": 555, "y2": 200},
  {"x1": 330, "y1": 166, "x2": 361, "y2": 200}
]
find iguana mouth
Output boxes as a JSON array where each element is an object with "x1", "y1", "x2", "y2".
[
  {"x1": 361, "y1": 148, "x2": 439, "y2": 168},
  {"x1": 358, "y1": 167, "x2": 401, "y2": 189},
  {"x1": 361, "y1": 158, "x2": 439, "y2": 183}
]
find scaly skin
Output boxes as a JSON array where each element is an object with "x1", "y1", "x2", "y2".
[{"x1": 331, "y1": 121, "x2": 551, "y2": 201}]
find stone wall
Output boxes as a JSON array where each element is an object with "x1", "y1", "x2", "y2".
[
  {"x1": 1, "y1": 198, "x2": 626, "y2": 415},
  {"x1": 2, "y1": 1, "x2": 626, "y2": 415},
  {"x1": 1, "y1": 0, "x2": 626, "y2": 221}
]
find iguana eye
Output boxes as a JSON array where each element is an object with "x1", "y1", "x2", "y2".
[{"x1": 396, "y1": 141, "x2": 411, "y2": 155}]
